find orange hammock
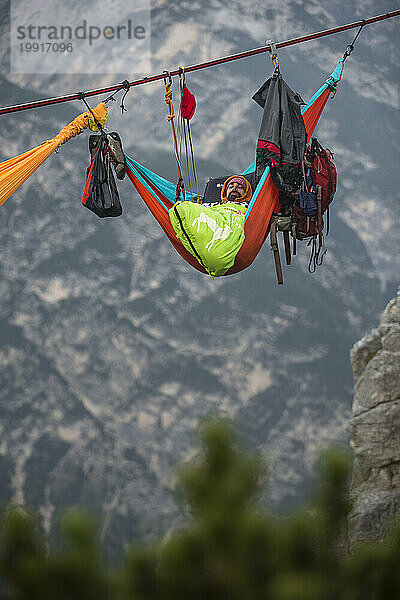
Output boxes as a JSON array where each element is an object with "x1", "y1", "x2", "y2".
[{"x1": 0, "y1": 102, "x2": 107, "y2": 207}]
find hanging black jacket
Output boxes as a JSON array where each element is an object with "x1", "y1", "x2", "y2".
[{"x1": 253, "y1": 70, "x2": 306, "y2": 206}]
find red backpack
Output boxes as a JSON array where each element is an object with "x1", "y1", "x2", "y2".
[
  {"x1": 294, "y1": 137, "x2": 337, "y2": 241},
  {"x1": 270, "y1": 137, "x2": 337, "y2": 283}
]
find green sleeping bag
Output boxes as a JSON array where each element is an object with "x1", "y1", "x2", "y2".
[{"x1": 169, "y1": 201, "x2": 247, "y2": 276}]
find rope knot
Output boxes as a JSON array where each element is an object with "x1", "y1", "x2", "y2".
[
  {"x1": 165, "y1": 88, "x2": 173, "y2": 103},
  {"x1": 165, "y1": 84, "x2": 175, "y2": 120}
]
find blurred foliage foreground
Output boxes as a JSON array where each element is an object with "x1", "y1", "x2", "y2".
[{"x1": 0, "y1": 419, "x2": 399, "y2": 600}]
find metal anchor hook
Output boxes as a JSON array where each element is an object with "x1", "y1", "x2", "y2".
[{"x1": 119, "y1": 79, "x2": 131, "y2": 113}]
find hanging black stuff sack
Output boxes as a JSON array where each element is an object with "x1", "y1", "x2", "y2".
[{"x1": 82, "y1": 133, "x2": 123, "y2": 218}]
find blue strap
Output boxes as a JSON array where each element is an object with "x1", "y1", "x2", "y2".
[
  {"x1": 244, "y1": 165, "x2": 270, "y2": 221},
  {"x1": 125, "y1": 155, "x2": 170, "y2": 210}
]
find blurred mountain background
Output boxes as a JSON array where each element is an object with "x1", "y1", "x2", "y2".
[{"x1": 0, "y1": 0, "x2": 399, "y2": 560}]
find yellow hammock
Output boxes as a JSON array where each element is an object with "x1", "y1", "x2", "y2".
[{"x1": 0, "y1": 102, "x2": 107, "y2": 208}]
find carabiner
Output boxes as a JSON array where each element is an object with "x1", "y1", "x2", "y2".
[
  {"x1": 266, "y1": 39, "x2": 279, "y2": 71},
  {"x1": 163, "y1": 70, "x2": 172, "y2": 86},
  {"x1": 178, "y1": 66, "x2": 186, "y2": 86}
]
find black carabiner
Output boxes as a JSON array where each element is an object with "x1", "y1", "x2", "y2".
[{"x1": 163, "y1": 70, "x2": 172, "y2": 86}]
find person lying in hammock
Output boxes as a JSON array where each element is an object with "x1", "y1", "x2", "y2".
[
  {"x1": 168, "y1": 65, "x2": 307, "y2": 278},
  {"x1": 169, "y1": 174, "x2": 253, "y2": 277},
  {"x1": 83, "y1": 67, "x2": 304, "y2": 278},
  {"x1": 203, "y1": 175, "x2": 253, "y2": 207}
]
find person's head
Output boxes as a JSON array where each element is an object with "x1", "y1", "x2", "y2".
[{"x1": 221, "y1": 175, "x2": 252, "y2": 203}]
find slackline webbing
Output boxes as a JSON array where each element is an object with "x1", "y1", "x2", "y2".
[{"x1": 0, "y1": 10, "x2": 399, "y2": 117}]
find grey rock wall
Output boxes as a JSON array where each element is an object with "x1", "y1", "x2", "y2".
[{"x1": 349, "y1": 289, "x2": 400, "y2": 545}]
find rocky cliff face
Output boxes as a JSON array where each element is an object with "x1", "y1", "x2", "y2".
[{"x1": 349, "y1": 289, "x2": 400, "y2": 544}]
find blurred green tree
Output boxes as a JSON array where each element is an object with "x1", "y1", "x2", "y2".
[{"x1": 0, "y1": 418, "x2": 399, "y2": 599}]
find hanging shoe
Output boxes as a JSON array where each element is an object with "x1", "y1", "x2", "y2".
[
  {"x1": 89, "y1": 134, "x2": 101, "y2": 160},
  {"x1": 106, "y1": 132, "x2": 126, "y2": 180}
]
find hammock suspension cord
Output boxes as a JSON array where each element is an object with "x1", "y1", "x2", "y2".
[
  {"x1": 176, "y1": 79, "x2": 192, "y2": 202},
  {"x1": 343, "y1": 21, "x2": 366, "y2": 60},
  {"x1": 178, "y1": 67, "x2": 200, "y2": 203},
  {"x1": 77, "y1": 92, "x2": 105, "y2": 133},
  {"x1": 103, "y1": 80, "x2": 131, "y2": 113},
  {"x1": 0, "y1": 10, "x2": 398, "y2": 117},
  {"x1": 163, "y1": 71, "x2": 186, "y2": 202}
]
